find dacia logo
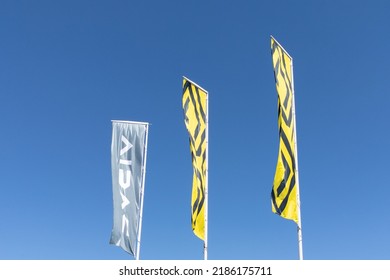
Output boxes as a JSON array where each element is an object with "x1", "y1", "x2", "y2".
[{"x1": 118, "y1": 135, "x2": 133, "y2": 240}]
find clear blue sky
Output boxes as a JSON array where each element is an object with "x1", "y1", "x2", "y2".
[{"x1": 1, "y1": 0, "x2": 389, "y2": 260}]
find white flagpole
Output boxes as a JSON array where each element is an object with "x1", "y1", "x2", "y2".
[
  {"x1": 290, "y1": 58, "x2": 304, "y2": 260},
  {"x1": 204, "y1": 88, "x2": 209, "y2": 261},
  {"x1": 135, "y1": 123, "x2": 149, "y2": 260}
]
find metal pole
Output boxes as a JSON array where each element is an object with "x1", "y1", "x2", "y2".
[
  {"x1": 135, "y1": 123, "x2": 149, "y2": 260},
  {"x1": 204, "y1": 89, "x2": 209, "y2": 260},
  {"x1": 290, "y1": 59, "x2": 304, "y2": 260}
]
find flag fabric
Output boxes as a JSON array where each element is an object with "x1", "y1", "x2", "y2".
[
  {"x1": 270, "y1": 37, "x2": 299, "y2": 223},
  {"x1": 110, "y1": 121, "x2": 148, "y2": 257},
  {"x1": 182, "y1": 77, "x2": 207, "y2": 240}
]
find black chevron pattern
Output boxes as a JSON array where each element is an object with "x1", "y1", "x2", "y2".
[
  {"x1": 270, "y1": 38, "x2": 298, "y2": 223},
  {"x1": 182, "y1": 78, "x2": 207, "y2": 240}
]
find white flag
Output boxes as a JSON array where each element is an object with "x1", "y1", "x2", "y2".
[{"x1": 110, "y1": 120, "x2": 148, "y2": 258}]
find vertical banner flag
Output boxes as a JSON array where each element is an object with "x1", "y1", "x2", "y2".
[
  {"x1": 110, "y1": 120, "x2": 148, "y2": 258},
  {"x1": 270, "y1": 37, "x2": 299, "y2": 223},
  {"x1": 182, "y1": 77, "x2": 208, "y2": 241}
]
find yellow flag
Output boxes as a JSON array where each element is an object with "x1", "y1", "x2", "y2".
[
  {"x1": 182, "y1": 77, "x2": 207, "y2": 240},
  {"x1": 271, "y1": 37, "x2": 298, "y2": 223}
]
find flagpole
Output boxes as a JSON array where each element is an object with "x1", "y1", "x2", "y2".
[
  {"x1": 290, "y1": 58, "x2": 304, "y2": 260},
  {"x1": 204, "y1": 88, "x2": 209, "y2": 261},
  {"x1": 135, "y1": 123, "x2": 149, "y2": 260}
]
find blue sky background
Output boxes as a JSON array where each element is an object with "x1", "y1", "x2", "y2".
[{"x1": 1, "y1": 0, "x2": 389, "y2": 260}]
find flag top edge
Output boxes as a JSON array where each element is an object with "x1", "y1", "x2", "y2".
[
  {"x1": 270, "y1": 35, "x2": 293, "y2": 60},
  {"x1": 111, "y1": 120, "x2": 149, "y2": 126},
  {"x1": 183, "y1": 76, "x2": 209, "y2": 94}
]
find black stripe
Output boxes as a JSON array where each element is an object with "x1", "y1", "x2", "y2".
[
  {"x1": 273, "y1": 45, "x2": 293, "y2": 129},
  {"x1": 187, "y1": 128, "x2": 205, "y2": 160},
  {"x1": 277, "y1": 98, "x2": 283, "y2": 135},
  {"x1": 271, "y1": 189, "x2": 281, "y2": 215},
  {"x1": 182, "y1": 80, "x2": 191, "y2": 98},
  {"x1": 201, "y1": 146, "x2": 206, "y2": 173},
  {"x1": 192, "y1": 184, "x2": 200, "y2": 216},
  {"x1": 273, "y1": 44, "x2": 292, "y2": 111},
  {"x1": 183, "y1": 83, "x2": 205, "y2": 158},
  {"x1": 196, "y1": 129, "x2": 206, "y2": 157},
  {"x1": 188, "y1": 132, "x2": 196, "y2": 155},
  {"x1": 273, "y1": 46, "x2": 288, "y2": 108},
  {"x1": 277, "y1": 173, "x2": 296, "y2": 215},
  {"x1": 271, "y1": 39, "x2": 278, "y2": 59},
  {"x1": 281, "y1": 53, "x2": 293, "y2": 97},
  {"x1": 274, "y1": 58, "x2": 280, "y2": 87},
  {"x1": 195, "y1": 86, "x2": 206, "y2": 123},
  {"x1": 281, "y1": 104, "x2": 292, "y2": 126},
  {"x1": 188, "y1": 85, "x2": 201, "y2": 140},
  {"x1": 183, "y1": 97, "x2": 190, "y2": 125},
  {"x1": 279, "y1": 126, "x2": 296, "y2": 172},
  {"x1": 277, "y1": 152, "x2": 290, "y2": 195},
  {"x1": 183, "y1": 97, "x2": 190, "y2": 114},
  {"x1": 271, "y1": 173, "x2": 296, "y2": 215},
  {"x1": 192, "y1": 167, "x2": 205, "y2": 221}
]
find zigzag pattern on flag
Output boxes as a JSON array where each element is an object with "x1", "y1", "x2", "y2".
[
  {"x1": 182, "y1": 78, "x2": 207, "y2": 240},
  {"x1": 271, "y1": 38, "x2": 298, "y2": 223}
]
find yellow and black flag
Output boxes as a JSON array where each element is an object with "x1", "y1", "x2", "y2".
[
  {"x1": 270, "y1": 37, "x2": 299, "y2": 223},
  {"x1": 182, "y1": 77, "x2": 208, "y2": 241}
]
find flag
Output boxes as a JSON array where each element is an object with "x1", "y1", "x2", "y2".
[
  {"x1": 182, "y1": 77, "x2": 207, "y2": 240},
  {"x1": 110, "y1": 120, "x2": 148, "y2": 257},
  {"x1": 270, "y1": 37, "x2": 299, "y2": 223}
]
